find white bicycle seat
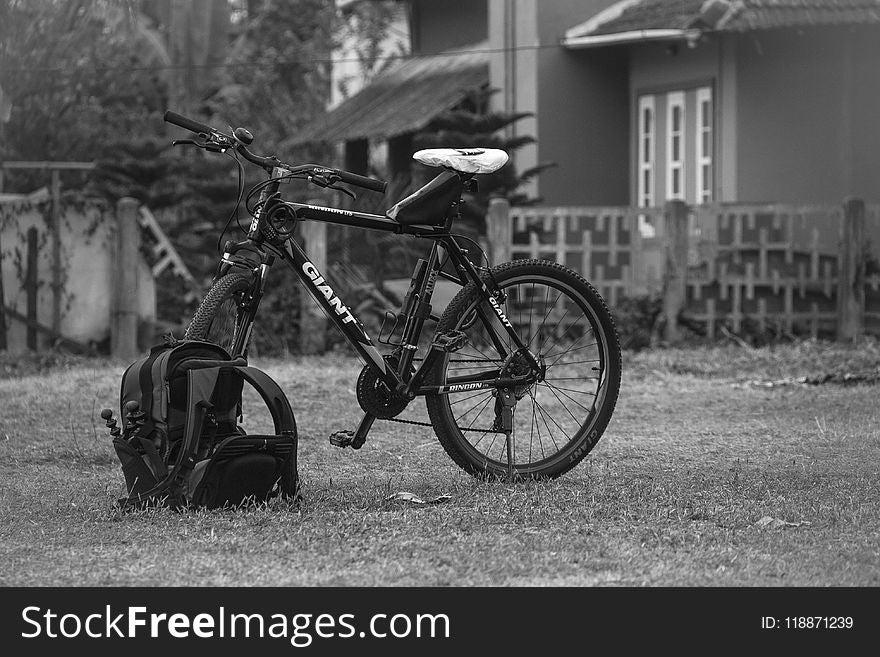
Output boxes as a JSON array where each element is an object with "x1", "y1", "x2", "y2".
[{"x1": 413, "y1": 148, "x2": 509, "y2": 174}]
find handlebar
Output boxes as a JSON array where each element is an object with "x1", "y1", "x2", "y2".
[
  {"x1": 164, "y1": 110, "x2": 214, "y2": 136},
  {"x1": 334, "y1": 169, "x2": 387, "y2": 194},
  {"x1": 163, "y1": 109, "x2": 387, "y2": 195}
]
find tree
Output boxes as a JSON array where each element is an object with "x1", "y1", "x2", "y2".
[
  {"x1": 333, "y1": 0, "x2": 409, "y2": 102},
  {"x1": 205, "y1": 0, "x2": 336, "y2": 153},
  {"x1": 0, "y1": 0, "x2": 168, "y2": 189}
]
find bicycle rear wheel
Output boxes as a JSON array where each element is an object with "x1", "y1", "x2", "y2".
[
  {"x1": 425, "y1": 259, "x2": 621, "y2": 479},
  {"x1": 184, "y1": 271, "x2": 254, "y2": 356}
]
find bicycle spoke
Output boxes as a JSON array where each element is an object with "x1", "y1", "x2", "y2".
[
  {"x1": 453, "y1": 392, "x2": 494, "y2": 423},
  {"x1": 541, "y1": 381, "x2": 584, "y2": 427},
  {"x1": 542, "y1": 339, "x2": 598, "y2": 363},
  {"x1": 449, "y1": 390, "x2": 495, "y2": 405},
  {"x1": 457, "y1": 340, "x2": 498, "y2": 364},
  {"x1": 529, "y1": 395, "x2": 538, "y2": 463},
  {"x1": 532, "y1": 397, "x2": 567, "y2": 447},
  {"x1": 544, "y1": 376, "x2": 603, "y2": 382},
  {"x1": 526, "y1": 288, "x2": 563, "y2": 351},
  {"x1": 528, "y1": 391, "x2": 550, "y2": 460},
  {"x1": 541, "y1": 381, "x2": 598, "y2": 398},
  {"x1": 536, "y1": 304, "x2": 574, "y2": 355},
  {"x1": 547, "y1": 384, "x2": 593, "y2": 422},
  {"x1": 545, "y1": 358, "x2": 601, "y2": 370}
]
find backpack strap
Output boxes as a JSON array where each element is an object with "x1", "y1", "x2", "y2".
[
  {"x1": 235, "y1": 366, "x2": 297, "y2": 436},
  {"x1": 119, "y1": 366, "x2": 221, "y2": 509},
  {"x1": 130, "y1": 344, "x2": 173, "y2": 443},
  {"x1": 167, "y1": 367, "x2": 222, "y2": 494}
]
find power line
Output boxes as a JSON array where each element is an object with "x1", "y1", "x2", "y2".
[{"x1": 0, "y1": 42, "x2": 562, "y2": 75}]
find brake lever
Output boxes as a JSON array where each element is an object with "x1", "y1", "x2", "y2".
[
  {"x1": 307, "y1": 174, "x2": 356, "y2": 200},
  {"x1": 328, "y1": 183, "x2": 357, "y2": 200},
  {"x1": 171, "y1": 134, "x2": 230, "y2": 153}
]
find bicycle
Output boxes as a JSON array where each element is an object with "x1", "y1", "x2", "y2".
[{"x1": 164, "y1": 109, "x2": 621, "y2": 481}]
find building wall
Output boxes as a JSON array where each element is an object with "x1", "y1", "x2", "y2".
[
  {"x1": 411, "y1": 0, "x2": 487, "y2": 55},
  {"x1": 735, "y1": 26, "x2": 880, "y2": 204},
  {"x1": 489, "y1": 0, "x2": 628, "y2": 205},
  {"x1": 538, "y1": 46, "x2": 630, "y2": 205},
  {"x1": 0, "y1": 196, "x2": 155, "y2": 354}
]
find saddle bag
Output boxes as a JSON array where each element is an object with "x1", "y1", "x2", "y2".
[{"x1": 108, "y1": 338, "x2": 298, "y2": 510}]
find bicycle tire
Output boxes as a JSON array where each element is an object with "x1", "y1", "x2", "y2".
[
  {"x1": 186, "y1": 271, "x2": 299, "y2": 499},
  {"x1": 425, "y1": 259, "x2": 621, "y2": 479},
  {"x1": 184, "y1": 271, "x2": 254, "y2": 356}
]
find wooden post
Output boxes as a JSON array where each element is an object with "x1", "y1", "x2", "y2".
[
  {"x1": 26, "y1": 227, "x2": 38, "y2": 350},
  {"x1": 837, "y1": 197, "x2": 865, "y2": 342},
  {"x1": 112, "y1": 197, "x2": 140, "y2": 359},
  {"x1": 663, "y1": 200, "x2": 689, "y2": 342},
  {"x1": 299, "y1": 202, "x2": 327, "y2": 354},
  {"x1": 0, "y1": 228, "x2": 6, "y2": 351},
  {"x1": 50, "y1": 168, "x2": 62, "y2": 333},
  {"x1": 486, "y1": 195, "x2": 512, "y2": 266}
]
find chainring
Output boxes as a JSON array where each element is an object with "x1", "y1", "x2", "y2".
[{"x1": 356, "y1": 354, "x2": 411, "y2": 419}]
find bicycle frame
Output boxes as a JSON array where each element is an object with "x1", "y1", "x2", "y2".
[{"x1": 223, "y1": 172, "x2": 541, "y2": 401}]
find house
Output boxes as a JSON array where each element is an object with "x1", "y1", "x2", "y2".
[
  {"x1": 489, "y1": 0, "x2": 880, "y2": 338},
  {"x1": 490, "y1": 0, "x2": 880, "y2": 211},
  {"x1": 290, "y1": 0, "x2": 489, "y2": 196},
  {"x1": 290, "y1": 1, "x2": 880, "y2": 338},
  {"x1": 287, "y1": 0, "x2": 492, "y2": 312}
]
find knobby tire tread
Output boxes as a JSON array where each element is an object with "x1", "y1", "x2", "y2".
[{"x1": 184, "y1": 271, "x2": 252, "y2": 347}]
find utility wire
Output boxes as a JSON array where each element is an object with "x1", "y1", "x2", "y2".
[{"x1": 0, "y1": 42, "x2": 563, "y2": 75}]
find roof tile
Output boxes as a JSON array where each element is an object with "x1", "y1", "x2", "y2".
[{"x1": 579, "y1": 0, "x2": 880, "y2": 37}]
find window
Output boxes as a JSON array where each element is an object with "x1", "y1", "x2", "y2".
[
  {"x1": 635, "y1": 85, "x2": 714, "y2": 216},
  {"x1": 695, "y1": 87, "x2": 713, "y2": 204},
  {"x1": 666, "y1": 92, "x2": 685, "y2": 201},
  {"x1": 637, "y1": 95, "x2": 656, "y2": 237}
]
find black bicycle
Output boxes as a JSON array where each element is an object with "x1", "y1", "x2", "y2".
[{"x1": 165, "y1": 109, "x2": 621, "y2": 480}]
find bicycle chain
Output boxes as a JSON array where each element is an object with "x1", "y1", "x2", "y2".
[
  {"x1": 385, "y1": 414, "x2": 495, "y2": 434},
  {"x1": 392, "y1": 356, "x2": 505, "y2": 432}
]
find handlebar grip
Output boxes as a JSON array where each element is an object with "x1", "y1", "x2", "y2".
[
  {"x1": 164, "y1": 110, "x2": 215, "y2": 135},
  {"x1": 336, "y1": 170, "x2": 387, "y2": 194}
]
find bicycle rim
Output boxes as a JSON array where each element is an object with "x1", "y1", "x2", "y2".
[{"x1": 428, "y1": 262, "x2": 620, "y2": 478}]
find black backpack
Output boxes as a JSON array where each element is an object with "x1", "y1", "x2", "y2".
[{"x1": 107, "y1": 338, "x2": 298, "y2": 510}]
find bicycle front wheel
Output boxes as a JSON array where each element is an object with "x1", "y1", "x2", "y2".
[
  {"x1": 425, "y1": 259, "x2": 621, "y2": 479},
  {"x1": 184, "y1": 271, "x2": 254, "y2": 356}
]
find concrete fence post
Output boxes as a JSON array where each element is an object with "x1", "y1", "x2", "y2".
[
  {"x1": 663, "y1": 200, "x2": 689, "y2": 342},
  {"x1": 837, "y1": 197, "x2": 866, "y2": 342},
  {"x1": 299, "y1": 200, "x2": 328, "y2": 354},
  {"x1": 486, "y1": 195, "x2": 512, "y2": 266},
  {"x1": 111, "y1": 197, "x2": 140, "y2": 359}
]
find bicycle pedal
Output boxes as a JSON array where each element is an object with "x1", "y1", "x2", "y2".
[
  {"x1": 329, "y1": 430, "x2": 356, "y2": 448},
  {"x1": 432, "y1": 330, "x2": 468, "y2": 353}
]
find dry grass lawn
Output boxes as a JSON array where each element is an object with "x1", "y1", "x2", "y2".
[{"x1": 1, "y1": 339, "x2": 879, "y2": 586}]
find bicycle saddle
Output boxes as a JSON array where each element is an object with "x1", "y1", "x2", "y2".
[{"x1": 413, "y1": 148, "x2": 509, "y2": 174}]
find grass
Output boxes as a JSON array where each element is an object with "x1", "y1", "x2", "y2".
[{"x1": 1, "y1": 338, "x2": 879, "y2": 586}]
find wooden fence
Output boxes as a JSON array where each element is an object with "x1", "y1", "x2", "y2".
[
  {"x1": 0, "y1": 191, "x2": 196, "y2": 358},
  {"x1": 486, "y1": 197, "x2": 880, "y2": 342}
]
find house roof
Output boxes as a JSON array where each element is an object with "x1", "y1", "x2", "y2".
[
  {"x1": 287, "y1": 43, "x2": 489, "y2": 146},
  {"x1": 563, "y1": 0, "x2": 880, "y2": 48}
]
